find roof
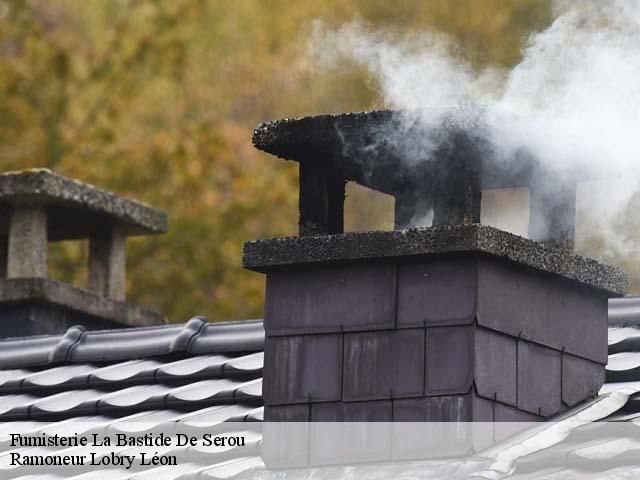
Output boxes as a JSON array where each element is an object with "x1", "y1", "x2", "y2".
[
  {"x1": 2, "y1": 298, "x2": 640, "y2": 479},
  {"x1": 0, "y1": 278, "x2": 165, "y2": 328},
  {"x1": 0, "y1": 169, "x2": 167, "y2": 238},
  {"x1": 0, "y1": 318, "x2": 265, "y2": 479}
]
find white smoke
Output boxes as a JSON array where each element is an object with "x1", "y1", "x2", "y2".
[{"x1": 308, "y1": 0, "x2": 640, "y2": 259}]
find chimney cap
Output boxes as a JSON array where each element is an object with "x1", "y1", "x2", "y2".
[
  {"x1": 0, "y1": 169, "x2": 167, "y2": 240},
  {"x1": 252, "y1": 109, "x2": 531, "y2": 195},
  {"x1": 253, "y1": 110, "x2": 592, "y2": 247}
]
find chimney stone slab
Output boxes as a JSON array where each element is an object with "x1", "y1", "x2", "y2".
[
  {"x1": 517, "y1": 341, "x2": 562, "y2": 416},
  {"x1": 425, "y1": 326, "x2": 473, "y2": 395},
  {"x1": 343, "y1": 329, "x2": 424, "y2": 402},
  {"x1": 493, "y1": 402, "x2": 544, "y2": 422},
  {"x1": 311, "y1": 400, "x2": 393, "y2": 422},
  {"x1": 0, "y1": 169, "x2": 167, "y2": 238},
  {"x1": 397, "y1": 257, "x2": 477, "y2": 327},
  {"x1": 263, "y1": 334, "x2": 342, "y2": 405},
  {"x1": 477, "y1": 257, "x2": 608, "y2": 363},
  {"x1": 561, "y1": 354, "x2": 605, "y2": 407},
  {"x1": 474, "y1": 328, "x2": 518, "y2": 406},
  {"x1": 244, "y1": 224, "x2": 626, "y2": 295},
  {"x1": 264, "y1": 264, "x2": 396, "y2": 336}
]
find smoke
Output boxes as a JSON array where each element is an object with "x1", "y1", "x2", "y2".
[{"x1": 307, "y1": 1, "x2": 640, "y2": 259}]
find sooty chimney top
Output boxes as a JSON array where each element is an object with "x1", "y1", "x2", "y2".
[
  {"x1": 249, "y1": 110, "x2": 626, "y2": 430},
  {"x1": 0, "y1": 169, "x2": 167, "y2": 337},
  {"x1": 253, "y1": 109, "x2": 579, "y2": 249}
]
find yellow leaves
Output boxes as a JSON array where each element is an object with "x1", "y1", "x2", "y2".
[{"x1": 1, "y1": 0, "x2": 559, "y2": 321}]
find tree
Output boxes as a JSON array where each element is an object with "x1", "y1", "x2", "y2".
[{"x1": 1, "y1": 0, "x2": 581, "y2": 323}]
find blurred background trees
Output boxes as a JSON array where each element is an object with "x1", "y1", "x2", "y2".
[{"x1": 4, "y1": 0, "x2": 632, "y2": 322}]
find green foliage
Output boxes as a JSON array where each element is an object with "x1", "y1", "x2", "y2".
[{"x1": 1, "y1": 0, "x2": 566, "y2": 322}]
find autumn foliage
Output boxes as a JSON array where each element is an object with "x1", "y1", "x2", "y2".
[{"x1": 13, "y1": 0, "x2": 626, "y2": 323}]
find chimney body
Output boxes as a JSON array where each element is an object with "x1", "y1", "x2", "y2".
[
  {"x1": 248, "y1": 111, "x2": 626, "y2": 424},
  {"x1": 246, "y1": 225, "x2": 624, "y2": 422},
  {"x1": 0, "y1": 169, "x2": 168, "y2": 337}
]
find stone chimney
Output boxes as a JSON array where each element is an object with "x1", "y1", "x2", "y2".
[
  {"x1": 245, "y1": 111, "x2": 626, "y2": 422},
  {"x1": 0, "y1": 169, "x2": 167, "y2": 338}
]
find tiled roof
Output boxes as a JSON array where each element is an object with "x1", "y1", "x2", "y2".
[
  {"x1": 3, "y1": 298, "x2": 640, "y2": 478},
  {"x1": 606, "y1": 297, "x2": 640, "y2": 400},
  {"x1": 0, "y1": 318, "x2": 265, "y2": 479},
  {"x1": 0, "y1": 317, "x2": 264, "y2": 369}
]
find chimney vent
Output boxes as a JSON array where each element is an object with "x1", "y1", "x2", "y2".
[
  {"x1": 0, "y1": 169, "x2": 168, "y2": 337},
  {"x1": 253, "y1": 110, "x2": 581, "y2": 249}
]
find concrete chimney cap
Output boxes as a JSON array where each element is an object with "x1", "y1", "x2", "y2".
[{"x1": 0, "y1": 168, "x2": 167, "y2": 239}]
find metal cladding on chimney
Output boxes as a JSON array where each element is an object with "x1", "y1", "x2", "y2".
[
  {"x1": 255, "y1": 233, "x2": 618, "y2": 421},
  {"x1": 0, "y1": 169, "x2": 169, "y2": 336}
]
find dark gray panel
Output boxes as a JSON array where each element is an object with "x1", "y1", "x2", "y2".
[
  {"x1": 311, "y1": 400, "x2": 392, "y2": 421},
  {"x1": 263, "y1": 334, "x2": 342, "y2": 405},
  {"x1": 548, "y1": 278, "x2": 608, "y2": 363},
  {"x1": 343, "y1": 329, "x2": 424, "y2": 401},
  {"x1": 493, "y1": 402, "x2": 543, "y2": 446},
  {"x1": 392, "y1": 396, "x2": 475, "y2": 460},
  {"x1": 262, "y1": 405, "x2": 311, "y2": 468},
  {"x1": 477, "y1": 257, "x2": 551, "y2": 347},
  {"x1": 477, "y1": 257, "x2": 608, "y2": 364},
  {"x1": 397, "y1": 257, "x2": 477, "y2": 327},
  {"x1": 425, "y1": 326, "x2": 473, "y2": 395},
  {"x1": 470, "y1": 391, "x2": 495, "y2": 422},
  {"x1": 469, "y1": 393, "x2": 495, "y2": 451},
  {"x1": 475, "y1": 327, "x2": 517, "y2": 406},
  {"x1": 264, "y1": 404, "x2": 309, "y2": 422},
  {"x1": 393, "y1": 396, "x2": 471, "y2": 421},
  {"x1": 562, "y1": 354, "x2": 605, "y2": 407},
  {"x1": 517, "y1": 341, "x2": 562, "y2": 416},
  {"x1": 264, "y1": 264, "x2": 396, "y2": 335},
  {"x1": 493, "y1": 402, "x2": 543, "y2": 422},
  {"x1": 310, "y1": 401, "x2": 392, "y2": 465}
]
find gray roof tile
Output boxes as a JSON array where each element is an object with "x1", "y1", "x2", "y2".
[{"x1": 0, "y1": 318, "x2": 264, "y2": 369}]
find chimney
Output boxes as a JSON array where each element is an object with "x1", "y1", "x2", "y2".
[
  {"x1": 246, "y1": 111, "x2": 626, "y2": 422},
  {"x1": 0, "y1": 169, "x2": 167, "y2": 338}
]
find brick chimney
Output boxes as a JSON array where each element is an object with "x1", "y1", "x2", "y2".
[
  {"x1": 246, "y1": 111, "x2": 626, "y2": 422},
  {"x1": 0, "y1": 169, "x2": 167, "y2": 337}
]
